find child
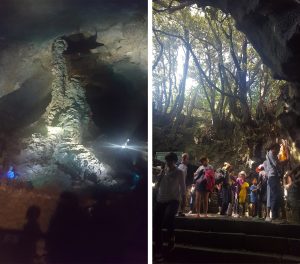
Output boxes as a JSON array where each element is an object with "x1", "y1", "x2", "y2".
[
  {"x1": 231, "y1": 173, "x2": 241, "y2": 217},
  {"x1": 193, "y1": 157, "x2": 213, "y2": 217},
  {"x1": 249, "y1": 178, "x2": 258, "y2": 217},
  {"x1": 257, "y1": 163, "x2": 268, "y2": 218},
  {"x1": 238, "y1": 171, "x2": 249, "y2": 217}
]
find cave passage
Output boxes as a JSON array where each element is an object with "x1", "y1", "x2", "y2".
[{"x1": 85, "y1": 62, "x2": 148, "y2": 141}]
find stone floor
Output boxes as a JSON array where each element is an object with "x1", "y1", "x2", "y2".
[
  {"x1": 156, "y1": 214, "x2": 300, "y2": 263},
  {"x1": 181, "y1": 213, "x2": 288, "y2": 223}
]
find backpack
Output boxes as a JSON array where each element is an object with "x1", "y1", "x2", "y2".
[
  {"x1": 205, "y1": 167, "x2": 215, "y2": 192},
  {"x1": 194, "y1": 168, "x2": 205, "y2": 185},
  {"x1": 215, "y1": 169, "x2": 225, "y2": 185}
]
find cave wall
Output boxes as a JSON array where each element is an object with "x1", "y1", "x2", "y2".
[
  {"x1": 191, "y1": 0, "x2": 300, "y2": 81},
  {"x1": 0, "y1": 1, "x2": 147, "y2": 190}
]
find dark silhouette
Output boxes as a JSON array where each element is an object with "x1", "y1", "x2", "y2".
[
  {"x1": 45, "y1": 189, "x2": 147, "y2": 263},
  {"x1": 18, "y1": 205, "x2": 42, "y2": 263},
  {"x1": 46, "y1": 191, "x2": 90, "y2": 263}
]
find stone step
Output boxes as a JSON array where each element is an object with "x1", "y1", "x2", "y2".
[
  {"x1": 163, "y1": 229, "x2": 300, "y2": 257},
  {"x1": 175, "y1": 216, "x2": 300, "y2": 239},
  {"x1": 163, "y1": 244, "x2": 300, "y2": 263}
]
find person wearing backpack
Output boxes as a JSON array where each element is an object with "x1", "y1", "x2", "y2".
[
  {"x1": 193, "y1": 157, "x2": 213, "y2": 217},
  {"x1": 215, "y1": 162, "x2": 233, "y2": 216}
]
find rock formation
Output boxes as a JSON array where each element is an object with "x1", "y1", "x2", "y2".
[
  {"x1": 15, "y1": 38, "x2": 114, "y2": 189},
  {"x1": 0, "y1": 6, "x2": 147, "y2": 191}
]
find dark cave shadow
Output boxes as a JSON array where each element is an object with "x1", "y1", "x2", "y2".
[
  {"x1": 18, "y1": 205, "x2": 43, "y2": 263},
  {"x1": 0, "y1": 181, "x2": 147, "y2": 264},
  {"x1": 84, "y1": 62, "x2": 148, "y2": 141},
  {"x1": 0, "y1": 205, "x2": 44, "y2": 264},
  {"x1": 0, "y1": 0, "x2": 147, "y2": 42},
  {"x1": 0, "y1": 70, "x2": 52, "y2": 133},
  {"x1": 46, "y1": 191, "x2": 91, "y2": 263},
  {"x1": 64, "y1": 51, "x2": 147, "y2": 142},
  {"x1": 46, "y1": 189, "x2": 148, "y2": 263}
]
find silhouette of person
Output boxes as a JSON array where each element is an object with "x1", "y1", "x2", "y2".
[
  {"x1": 46, "y1": 191, "x2": 89, "y2": 263},
  {"x1": 18, "y1": 205, "x2": 42, "y2": 263}
]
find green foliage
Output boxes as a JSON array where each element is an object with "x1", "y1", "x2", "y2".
[{"x1": 153, "y1": 2, "x2": 285, "y2": 158}]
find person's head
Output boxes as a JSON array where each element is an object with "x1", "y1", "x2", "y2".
[
  {"x1": 182, "y1": 153, "x2": 189, "y2": 165},
  {"x1": 223, "y1": 162, "x2": 233, "y2": 172},
  {"x1": 267, "y1": 143, "x2": 280, "y2": 156},
  {"x1": 200, "y1": 157, "x2": 208, "y2": 166},
  {"x1": 239, "y1": 171, "x2": 246, "y2": 180},
  {"x1": 26, "y1": 205, "x2": 41, "y2": 221},
  {"x1": 252, "y1": 177, "x2": 257, "y2": 185},
  {"x1": 165, "y1": 152, "x2": 178, "y2": 168}
]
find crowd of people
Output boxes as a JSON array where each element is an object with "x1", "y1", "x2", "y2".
[{"x1": 153, "y1": 141, "x2": 299, "y2": 261}]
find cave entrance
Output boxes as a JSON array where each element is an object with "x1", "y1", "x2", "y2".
[
  {"x1": 152, "y1": 3, "x2": 300, "y2": 262},
  {"x1": 152, "y1": 1, "x2": 300, "y2": 228},
  {"x1": 84, "y1": 62, "x2": 147, "y2": 141}
]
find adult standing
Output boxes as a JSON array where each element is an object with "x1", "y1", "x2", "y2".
[
  {"x1": 219, "y1": 162, "x2": 233, "y2": 216},
  {"x1": 265, "y1": 143, "x2": 284, "y2": 222},
  {"x1": 177, "y1": 153, "x2": 189, "y2": 216},
  {"x1": 194, "y1": 157, "x2": 213, "y2": 217},
  {"x1": 153, "y1": 152, "x2": 186, "y2": 261}
]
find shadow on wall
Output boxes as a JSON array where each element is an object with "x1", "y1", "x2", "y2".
[
  {"x1": 46, "y1": 189, "x2": 147, "y2": 263},
  {"x1": 0, "y1": 205, "x2": 43, "y2": 264},
  {"x1": 0, "y1": 188, "x2": 148, "y2": 263}
]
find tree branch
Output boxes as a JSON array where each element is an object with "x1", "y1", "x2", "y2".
[
  {"x1": 154, "y1": 28, "x2": 243, "y2": 101},
  {"x1": 153, "y1": 30, "x2": 164, "y2": 71}
]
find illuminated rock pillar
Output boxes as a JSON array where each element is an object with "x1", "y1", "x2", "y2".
[
  {"x1": 48, "y1": 38, "x2": 114, "y2": 186},
  {"x1": 17, "y1": 38, "x2": 116, "y2": 188}
]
